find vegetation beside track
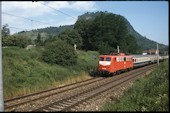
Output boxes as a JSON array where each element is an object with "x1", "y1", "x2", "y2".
[
  {"x1": 102, "y1": 60, "x2": 169, "y2": 111},
  {"x1": 3, "y1": 47, "x2": 99, "y2": 99}
]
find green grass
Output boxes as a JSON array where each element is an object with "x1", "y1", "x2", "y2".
[
  {"x1": 2, "y1": 47, "x2": 99, "y2": 99},
  {"x1": 102, "y1": 60, "x2": 169, "y2": 111}
]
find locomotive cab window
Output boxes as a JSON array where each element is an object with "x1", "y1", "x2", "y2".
[
  {"x1": 106, "y1": 57, "x2": 111, "y2": 61},
  {"x1": 100, "y1": 57, "x2": 104, "y2": 61}
]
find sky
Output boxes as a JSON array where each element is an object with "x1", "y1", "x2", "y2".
[{"x1": 1, "y1": 1, "x2": 169, "y2": 45}]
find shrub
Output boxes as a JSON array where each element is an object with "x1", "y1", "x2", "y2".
[{"x1": 42, "y1": 39, "x2": 77, "y2": 66}]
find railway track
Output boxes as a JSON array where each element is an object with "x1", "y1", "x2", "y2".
[
  {"x1": 4, "y1": 64, "x2": 157, "y2": 111},
  {"x1": 4, "y1": 76, "x2": 104, "y2": 111}
]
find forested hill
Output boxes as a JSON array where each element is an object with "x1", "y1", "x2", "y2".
[
  {"x1": 14, "y1": 11, "x2": 168, "y2": 54},
  {"x1": 33, "y1": 25, "x2": 74, "y2": 36},
  {"x1": 77, "y1": 12, "x2": 168, "y2": 53},
  {"x1": 124, "y1": 18, "x2": 168, "y2": 53},
  {"x1": 16, "y1": 25, "x2": 74, "y2": 41}
]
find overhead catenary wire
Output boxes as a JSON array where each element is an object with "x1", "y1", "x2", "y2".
[
  {"x1": 2, "y1": 12, "x2": 51, "y2": 26},
  {"x1": 2, "y1": 1, "x2": 77, "y2": 34},
  {"x1": 2, "y1": 2, "x2": 77, "y2": 26},
  {"x1": 2, "y1": 12, "x2": 52, "y2": 34},
  {"x1": 38, "y1": 2, "x2": 77, "y2": 20},
  {"x1": 8, "y1": 26, "x2": 29, "y2": 34},
  {"x1": 8, "y1": 26, "x2": 28, "y2": 31}
]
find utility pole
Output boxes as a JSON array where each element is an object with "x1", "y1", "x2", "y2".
[
  {"x1": 0, "y1": 1, "x2": 4, "y2": 111},
  {"x1": 74, "y1": 44, "x2": 77, "y2": 51},
  {"x1": 117, "y1": 45, "x2": 120, "y2": 53},
  {"x1": 157, "y1": 43, "x2": 159, "y2": 66}
]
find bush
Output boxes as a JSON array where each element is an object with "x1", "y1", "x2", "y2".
[{"x1": 42, "y1": 39, "x2": 77, "y2": 66}]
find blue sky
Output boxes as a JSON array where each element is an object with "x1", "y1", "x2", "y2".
[{"x1": 1, "y1": 1, "x2": 168, "y2": 45}]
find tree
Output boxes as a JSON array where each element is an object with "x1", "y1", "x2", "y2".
[
  {"x1": 2, "y1": 36, "x2": 12, "y2": 46},
  {"x1": 2, "y1": 34, "x2": 30, "y2": 48},
  {"x1": 74, "y1": 11, "x2": 141, "y2": 54},
  {"x1": 35, "y1": 33, "x2": 43, "y2": 46},
  {"x1": 58, "y1": 29, "x2": 83, "y2": 49},
  {"x1": 42, "y1": 39, "x2": 77, "y2": 66},
  {"x1": 125, "y1": 34, "x2": 140, "y2": 54},
  {"x1": 74, "y1": 19, "x2": 93, "y2": 50},
  {"x1": 17, "y1": 35, "x2": 30, "y2": 48},
  {"x1": 44, "y1": 34, "x2": 56, "y2": 44},
  {"x1": 1, "y1": 24, "x2": 10, "y2": 38}
]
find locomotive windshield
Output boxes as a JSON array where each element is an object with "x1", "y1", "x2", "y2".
[
  {"x1": 99, "y1": 57, "x2": 104, "y2": 61},
  {"x1": 106, "y1": 57, "x2": 111, "y2": 61}
]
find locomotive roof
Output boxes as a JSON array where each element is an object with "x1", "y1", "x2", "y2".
[
  {"x1": 99, "y1": 53, "x2": 132, "y2": 56},
  {"x1": 99, "y1": 54, "x2": 132, "y2": 57}
]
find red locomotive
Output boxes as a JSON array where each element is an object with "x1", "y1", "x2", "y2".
[{"x1": 98, "y1": 53, "x2": 133, "y2": 75}]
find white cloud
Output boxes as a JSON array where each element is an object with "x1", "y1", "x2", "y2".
[
  {"x1": 2, "y1": 1, "x2": 51, "y2": 17},
  {"x1": 2, "y1": 1, "x2": 97, "y2": 17},
  {"x1": 71, "y1": 1, "x2": 98, "y2": 12},
  {"x1": 47, "y1": 1, "x2": 70, "y2": 10},
  {"x1": 47, "y1": 1, "x2": 97, "y2": 12},
  {"x1": 2, "y1": 1, "x2": 98, "y2": 34}
]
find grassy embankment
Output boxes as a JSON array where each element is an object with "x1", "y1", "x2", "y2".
[
  {"x1": 2, "y1": 46, "x2": 99, "y2": 99},
  {"x1": 102, "y1": 59, "x2": 169, "y2": 111}
]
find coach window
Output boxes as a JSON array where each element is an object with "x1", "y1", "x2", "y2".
[
  {"x1": 106, "y1": 57, "x2": 111, "y2": 61},
  {"x1": 100, "y1": 57, "x2": 104, "y2": 61}
]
